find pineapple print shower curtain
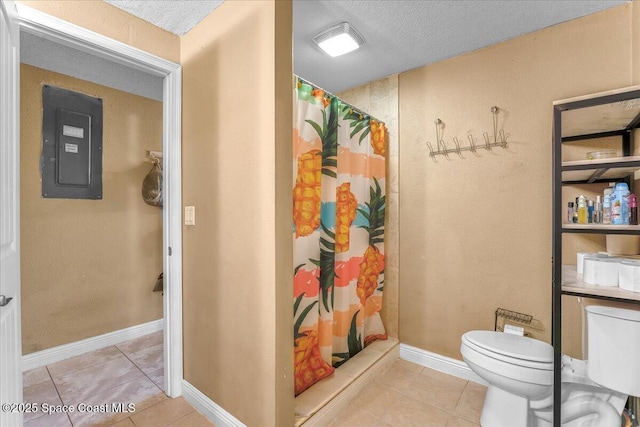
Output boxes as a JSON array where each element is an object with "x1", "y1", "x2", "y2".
[{"x1": 293, "y1": 78, "x2": 387, "y2": 396}]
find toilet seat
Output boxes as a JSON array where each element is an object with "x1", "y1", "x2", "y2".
[{"x1": 462, "y1": 331, "x2": 553, "y2": 371}]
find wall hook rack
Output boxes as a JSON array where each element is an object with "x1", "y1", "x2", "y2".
[{"x1": 426, "y1": 106, "x2": 508, "y2": 159}]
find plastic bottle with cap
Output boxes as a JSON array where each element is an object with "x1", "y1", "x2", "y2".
[
  {"x1": 577, "y1": 195, "x2": 588, "y2": 224},
  {"x1": 567, "y1": 202, "x2": 575, "y2": 223},
  {"x1": 594, "y1": 195, "x2": 602, "y2": 224},
  {"x1": 611, "y1": 182, "x2": 630, "y2": 225},
  {"x1": 603, "y1": 193, "x2": 612, "y2": 224},
  {"x1": 630, "y1": 193, "x2": 638, "y2": 226}
]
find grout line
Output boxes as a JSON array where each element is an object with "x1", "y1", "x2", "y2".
[
  {"x1": 450, "y1": 380, "x2": 469, "y2": 414},
  {"x1": 164, "y1": 408, "x2": 197, "y2": 427},
  {"x1": 367, "y1": 361, "x2": 476, "y2": 425},
  {"x1": 115, "y1": 338, "x2": 165, "y2": 393},
  {"x1": 26, "y1": 338, "x2": 165, "y2": 427},
  {"x1": 45, "y1": 365, "x2": 74, "y2": 426}
]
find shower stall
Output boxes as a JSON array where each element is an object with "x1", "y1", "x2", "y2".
[{"x1": 292, "y1": 77, "x2": 397, "y2": 423}]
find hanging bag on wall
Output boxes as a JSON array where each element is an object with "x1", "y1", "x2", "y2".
[{"x1": 142, "y1": 158, "x2": 163, "y2": 207}]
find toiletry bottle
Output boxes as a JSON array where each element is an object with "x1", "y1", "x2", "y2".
[
  {"x1": 603, "y1": 183, "x2": 615, "y2": 208},
  {"x1": 611, "y1": 182, "x2": 630, "y2": 225},
  {"x1": 630, "y1": 193, "x2": 638, "y2": 225},
  {"x1": 594, "y1": 195, "x2": 602, "y2": 224},
  {"x1": 573, "y1": 197, "x2": 579, "y2": 223},
  {"x1": 567, "y1": 202, "x2": 574, "y2": 223},
  {"x1": 577, "y1": 195, "x2": 588, "y2": 224},
  {"x1": 587, "y1": 199, "x2": 594, "y2": 223},
  {"x1": 603, "y1": 193, "x2": 611, "y2": 224}
]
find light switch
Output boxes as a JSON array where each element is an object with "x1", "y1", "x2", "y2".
[{"x1": 185, "y1": 206, "x2": 195, "y2": 226}]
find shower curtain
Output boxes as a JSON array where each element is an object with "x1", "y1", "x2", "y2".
[{"x1": 293, "y1": 78, "x2": 387, "y2": 396}]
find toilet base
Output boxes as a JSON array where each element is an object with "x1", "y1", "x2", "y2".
[{"x1": 481, "y1": 385, "x2": 533, "y2": 427}]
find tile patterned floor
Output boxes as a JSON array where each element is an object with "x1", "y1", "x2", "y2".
[
  {"x1": 24, "y1": 334, "x2": 485, "y2": 427},
  {"x1": 328, "y1": 359, "x2": 487, "y2": 427},
  {"x1": 22, "y1": 331, "x2": 215, "y2": 427}
]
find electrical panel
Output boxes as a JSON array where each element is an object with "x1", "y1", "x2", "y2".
[{"x1": 41, "y1": 85, "x2": 103, "y2": 199}]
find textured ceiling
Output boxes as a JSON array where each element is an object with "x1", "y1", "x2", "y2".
[
  {"x1": 99, "y1": 0, "x2": 629, "y2": 93},
  {"x1": 21, "y1": 0, "x2": 630, "y2": 100},
  {"x1": 103, "y1": 0, "x2": 223, "y2": 35},
  {"x1": 293, "y1": 0, "x2": 630, "y2": 93}
]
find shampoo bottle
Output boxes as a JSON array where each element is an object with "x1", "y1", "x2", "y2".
[
  {"x1": 587, "y1": 199, "x2": 594, "y2": 223},
  {"x1": 612, "y1": 183, "x2": 630, "y2": 225},
  {"x1": 630, "y1": 193, "x2": 638, "y2": 225}
]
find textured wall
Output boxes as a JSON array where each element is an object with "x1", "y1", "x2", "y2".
[
  {"x1": 634, "y1": 0, "x2": 640, "y2": 85},
  {"x1": 338, "y1": 75, "x2": 400, "y2": 339},
  {"x1": 181, "y1": 1, "x2": 294, "y2": 425},
  {"x1": 20, "y1": 64, "x2": 163, "y2": 354},
  {"x1": 399, "y1": 4, "x2": 634, "y2": 360}
]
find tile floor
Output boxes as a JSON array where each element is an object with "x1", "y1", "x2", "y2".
[
  {"x1": 22, "y1": 331, "x2": 215, "y2": 427},
  {"x1": 24, "y1": 333, "x2": 485, "y2": 427},
  {"x1": 328, "y1": 359, "x2": 487, "y2": 427}
]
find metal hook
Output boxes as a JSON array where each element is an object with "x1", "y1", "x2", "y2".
[
  {"x1": 498, "y1": 129, "x2": 508, "y2": 148},
  {"x1": 467, "y1": 134, "x2": 478, "y2": 154},
  {"x1": 452, "y1": 137, "x2": 462, "y2": 157},
  {"x1": 426, "y1": 141, "x2": 436, "y2": 158},
  {"x1": 491, "y1": 106, "x2": 499, "y2": 146},
  {"x1": 434, "y1": 118, "x2": 445, "y2": 153},
  {"x1": 482, "y1": 132, "x2": 492, "y2": 150}
]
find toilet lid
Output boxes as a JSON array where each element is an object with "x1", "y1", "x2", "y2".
[{"x1": 462, "y1": 331, "x2": 553, "y2": 368}]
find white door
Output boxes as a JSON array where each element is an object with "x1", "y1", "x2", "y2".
[{"x1": 0, "y1": 1, "x2": 22, "y2": 426}]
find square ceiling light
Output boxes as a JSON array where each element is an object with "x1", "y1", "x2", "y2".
[{"x1": 313, "y1": 23, "x2": 364, "y2": 58}]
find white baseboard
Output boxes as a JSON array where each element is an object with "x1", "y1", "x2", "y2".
[
  {"x1": 182, "y1": 380, "x2": 245, "y2": 427},
  {"x1": 399, "y1": 343, "x2": 488, "y2": 386},
  {"x1": 21, "y1": 319, "x2": 164, "y2": 372}
]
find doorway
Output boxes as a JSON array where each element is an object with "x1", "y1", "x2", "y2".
[{"x1": 16, "y1": 2, "x2": 182, "y2": 400}]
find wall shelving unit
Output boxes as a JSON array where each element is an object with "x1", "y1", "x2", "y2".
[{"x1": 552, "y1": 86, "x2": 640, "y2": 426}]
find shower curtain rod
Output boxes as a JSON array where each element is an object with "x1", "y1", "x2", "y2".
[{"x1": 295, "y1": 74, "x2": 385, "y2": 124}]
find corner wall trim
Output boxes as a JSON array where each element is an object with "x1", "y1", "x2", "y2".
[
  {"x1": 21, "y1": 319, "x2": 163, "y2": 372},
  {"x1": 182, "y1": 380, "x2": 245, "y2": 427},
  {"x1": 399, "y1": 343, "x2": 488, "y2": 386}
]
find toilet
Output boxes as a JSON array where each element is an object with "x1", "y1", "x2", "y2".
[{"x1": 460, "y1": 305, "x2": 640, "y2": 427}]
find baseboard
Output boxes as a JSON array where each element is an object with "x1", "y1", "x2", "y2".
[
  {"x1": 182, "y1": 380, "x2": 245, "y2": 427},
  {"x1": 399, "y1": 343, "x2": 488, "y2": 386},
  {"x1": 21, "y1": 319, "x2": 164, "y2": 372}
]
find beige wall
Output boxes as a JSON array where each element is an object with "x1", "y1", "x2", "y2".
[
  {"x1": 17, "y1": 1, "x2": 180, "y2": 63},
  {"x1": 338, "y1": 76, "x2": 400, "y2": 338},
  {"x1": 634, "y1": 0, "x2": 640, "y2": 84},
  {"x1": 399, "y1": 4, "x2": 635, "y2": 360},
  {"x1": 20, "y1": 64, "x2": 163, "y2": 354},
  {"x1": 181, "y1": 1, "x2": 294, "y2": 425}
]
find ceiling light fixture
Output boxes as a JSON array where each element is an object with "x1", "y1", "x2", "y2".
[{"x1": 313, "y1": 23, "x2": 364, "y2": 58}]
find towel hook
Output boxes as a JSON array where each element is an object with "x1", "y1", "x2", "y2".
[{"x1": 425, "y1": 107, "x2": 508, "y2": 160}]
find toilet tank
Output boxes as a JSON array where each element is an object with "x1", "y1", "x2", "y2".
[{"x1": 585, "y1": 305, "x2": 640, "y2": 396}]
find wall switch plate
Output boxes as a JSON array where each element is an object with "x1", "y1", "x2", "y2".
[{"x1": 185, "y1": 206, "x2": 195, "y2": 226}]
